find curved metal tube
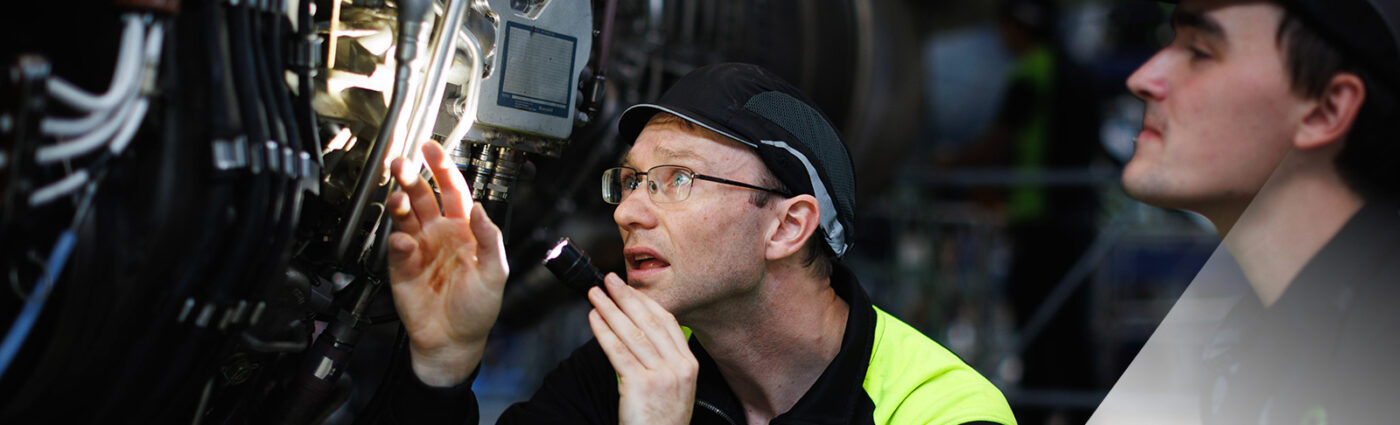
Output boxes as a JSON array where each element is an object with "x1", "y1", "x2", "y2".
[
  {"x1": 439, "y1": 28, "x2": 484, "y2": 164},
  {"x1": 402, "y1": 0, "x2": 469, "y2": 162}
]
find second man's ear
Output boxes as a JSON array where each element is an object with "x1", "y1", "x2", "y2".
[
  {"x1": 765, "y1": 194, "x2": 821, "y2": 261},
  {"x1": 1296, "y1": 72, "x2": 1366, "y2": 151}
]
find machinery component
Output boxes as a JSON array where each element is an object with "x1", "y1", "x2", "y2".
[
  {"x1": 458, "y1": 141, "x2": 524, "y2": 238},
  {"x1": 331, "y1": 0, "x2": 425, "y2": 263},
  {"x1": 450, "y1": 0, "x2": 593, "y2": 149},
  {"x1": 0, "y1": 0, "x2": 925, "y2": 422}
]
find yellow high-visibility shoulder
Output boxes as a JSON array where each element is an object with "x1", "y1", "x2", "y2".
[{"x1": 863, "y1": 307, "x2": 1017, "y2": 425}]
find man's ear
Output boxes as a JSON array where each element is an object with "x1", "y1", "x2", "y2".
[
  {"x1": 766, "y1": 194, "x2": 820, "y2": 261},
  {"x1": 1296, "y1": 72, "x2": 1366, "y2": 151}
]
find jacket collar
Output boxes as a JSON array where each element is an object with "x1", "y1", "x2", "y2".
[{"x1": 690, "y1": 263, "x2": 876, "y2": 424}]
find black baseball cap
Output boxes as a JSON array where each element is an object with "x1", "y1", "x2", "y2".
[
  {"x1": 1159, "y1": 0, "x2": 1400, "y2": 96},
  {"x1": 616, "y1": 63, "x2": 857, "y2": 258}
]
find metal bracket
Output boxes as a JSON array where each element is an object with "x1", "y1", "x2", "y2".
[{"x1": 212, "y1": 137, "x2": 250, "y2": 171}]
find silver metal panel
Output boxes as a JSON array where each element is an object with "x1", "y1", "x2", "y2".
[{"x1": 469, "y1": 0, "x2": 592, "y2": 141}]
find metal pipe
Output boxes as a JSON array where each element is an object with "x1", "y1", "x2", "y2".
[
  {"x1": 439, "y1": 27, "x2": 484, "y2": 161},
  {"x1": 402, "y1": 0, "x2": 468, "y2": 163}
]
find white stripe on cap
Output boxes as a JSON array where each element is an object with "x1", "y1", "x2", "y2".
[{"x1": 759, "y1": 140, "x2": 849, "y2": 257}]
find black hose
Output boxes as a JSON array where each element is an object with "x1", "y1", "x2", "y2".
[
  {"x1": 219, "y1": 0, "x2": 273, "y2": 303},
  {"x1": 248, "y1": 0, "x2": 288, "y2": 145},
  {"x1": 91, "y1": 3, "x2": 242, "y2": 419},
  {"x1": 243, "y1": 0, "x2": 304, "y2": 304},
  {"x1": 295, "y1": 0, "x2": 321, "y2": 156},
  {"x1": 226, "y1": 0, "x2": 269, "y2": 144},
  {"x1": 335, "y1": 63, "x2": 410, "y2": 263},
  {"x1": 265, "y1": 0, "x2": 305, "y2": 154}
]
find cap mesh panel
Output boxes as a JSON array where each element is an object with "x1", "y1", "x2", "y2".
[{"x1": 743, "y1": 92, "x2": 857, "y2": 226}]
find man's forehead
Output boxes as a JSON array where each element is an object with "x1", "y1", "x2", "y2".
[
  {"x1": 619, "y1": 144, "x2": 708, "y2": 168},
  {"x1": 1172, "y1": 0, "x2": 1281, "y2": 27},
  {"x1": 619, "y1": 124, "x2": 755, "y2": 169},
  {"x1": 1171, "y1": 1, "x2": 1235, "y2": 38}
]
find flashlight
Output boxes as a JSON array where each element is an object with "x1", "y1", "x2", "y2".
[{"x1": 542, "y1": 237, "x2": 607, "y2": 295}]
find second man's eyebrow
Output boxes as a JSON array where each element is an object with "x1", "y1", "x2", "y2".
[{"x1": 1172, "y1": 8, "x2": 1227, "y2": 41}]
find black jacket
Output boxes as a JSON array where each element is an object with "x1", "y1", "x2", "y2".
[
  {"x1": 1201, "y1": 199, "x2": 1400, "y2": 424},
  {"x1": 380, "y1": 264, "x2": 1015, "y2": 424}
]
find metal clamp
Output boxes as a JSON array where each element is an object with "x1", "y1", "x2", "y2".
[{"x1": 212, "y1": 137, "x2": 250, "y2": 171}]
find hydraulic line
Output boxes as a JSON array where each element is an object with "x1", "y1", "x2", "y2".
[
  {"x1": 250, "y1": 0, "x2": 313, "y2": 302},
  {"x1": 247, "y1": 0, "x2": 288, "y2": 145},
  {"x1": 226, "y1": 0, "x2": 269, "y2": 144},
  {"x1": 403, "y1": 0, "x2": 468, "y2": 162},
  {"x1": 335, "y1": 63, "x2": 410, "y2": 263},
  {"x1": 264, "y1": 0, "x2": 305, "y2": 154},
  {"x1": 239, "y1": 0, "x2": 296, "y2": 304},
  {"x1": 334, "y1": 0, "x2": 431, "y2": 263},
  {"x1": 439, "y1": 29, "x2": 483, "y2": 157},
  {"x1": 294, "y1": 0, "x2": 320, "y2": 155},
  {"x1": 215, "y1": 0, "x2": 274, "y2": 303}
]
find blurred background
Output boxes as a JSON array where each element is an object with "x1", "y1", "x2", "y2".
[
  {"x1": 473, "y1": 1, "x2": 1215, "y2": 424},
  {"x1": 0, "y1": 0, "x2": 1220, "y2": 423}
]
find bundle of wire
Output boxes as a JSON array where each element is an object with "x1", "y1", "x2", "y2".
[{"x1": 0, "y1": 11, "x2": 164, "y2": 381}]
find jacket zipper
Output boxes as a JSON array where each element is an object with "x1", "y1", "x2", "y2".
[{"x1": 695, "y1": 399, "x2": 740, "y2": 425}]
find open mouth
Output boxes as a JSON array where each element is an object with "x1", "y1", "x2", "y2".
[{"x1": 625, "y1": 248, "x2": 671, "y2": 274}]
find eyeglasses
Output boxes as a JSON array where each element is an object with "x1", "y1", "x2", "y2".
[{"x1": 601, "y1": 165, "x2": 792, "y2": 204}]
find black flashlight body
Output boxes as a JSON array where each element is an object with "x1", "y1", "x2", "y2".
[{"x1": 542, "y1": 237, "x2": 608, "y2": 295}]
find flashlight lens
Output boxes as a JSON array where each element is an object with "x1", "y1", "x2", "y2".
[{"x1": 546, "y1": 238, "x2": 570, "y2": 261}]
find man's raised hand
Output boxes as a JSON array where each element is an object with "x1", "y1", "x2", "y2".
[{"x1": 385, "y1": 141, "x2": 509, "y2": 387}]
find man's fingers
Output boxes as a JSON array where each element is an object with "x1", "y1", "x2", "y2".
[
  {"x1": 589, "y1": 307, "x2": 642, "y2": 373},
  {"x1": 422, "y1": 142, "x2": 473, "y2": 218},
  {"x1": 469, "y1": 203, "x2": 508, "y2": 280},
  {"x1": 589, "y1": 286, "x2": 663, "y2": 367},
  {"x1": 393, "y1": 156, "x2": 442, "y2": 225},
  {"x1": 630, "y1": 280, "x2": 691, "y2": 357},
  {"x1": 387, "y1": 191, "x2": 421, "y2": 235},
  {"x1": 386, "y1": 231, "x2": 422, "y2": 281},
  {"x1": 604, "y1": 274, "x2": 682, "y2": 360}
]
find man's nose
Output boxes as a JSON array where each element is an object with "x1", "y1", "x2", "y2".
[
  {"x1": 1127, "y1": 49, "x2": 1171, "y2": 102},
  {"x1": 613, "y1": 184, "x2": 658, "y2": 231}
]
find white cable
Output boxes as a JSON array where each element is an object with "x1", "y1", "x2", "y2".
[
  {"x1": 41, "y1": 14, "x2": 146, "y2": 135},
  {"x1": 143, "y1": 19, "x2": 164, "y2": 65},
  {"x1": 107, "y1": 98, "x2": 152, "y2": 156},
  {"x1": 104, "y1": 22, "x2": 164, "y2": 156},
  {"x1": 35, "y1": 20, "x2": 162, "y2": 164},
  {"x1": 29, "y1": 169, "x2": 89, "y2": 207},
  {"x1": 44, "y1": 14, "x2": 147, "y2": 112},
  {"x1": 34, "y1": 101, "x2": 136, "y2": 164},
  {"x1": 41, "y1": 105, "x2": 125, "y2": 137}
]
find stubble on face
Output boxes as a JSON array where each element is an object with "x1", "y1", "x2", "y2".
[{"x1": 616, "y1": 124, "x2": 776, "y2": 319}]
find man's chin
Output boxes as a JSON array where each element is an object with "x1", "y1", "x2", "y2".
[{"x1": 1121, "y1": 169, "x2": 1176, "y2": 208}]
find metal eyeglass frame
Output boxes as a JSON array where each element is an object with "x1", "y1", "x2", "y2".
[{"x1": 601, "y1": 165, "x2": 793, "y2": 204}]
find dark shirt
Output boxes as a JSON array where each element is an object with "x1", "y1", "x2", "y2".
[{"x1": 1201, "y1": 200, "x2": 1400, "y2": 425}]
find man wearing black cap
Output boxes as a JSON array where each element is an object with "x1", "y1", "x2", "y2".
[
  {"x1": 1114, "y1": 0, "x2": 1400, "y2": 422},
  {"x1": 374, "y1": 63, "x2": 1016, "y2": 424}
]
